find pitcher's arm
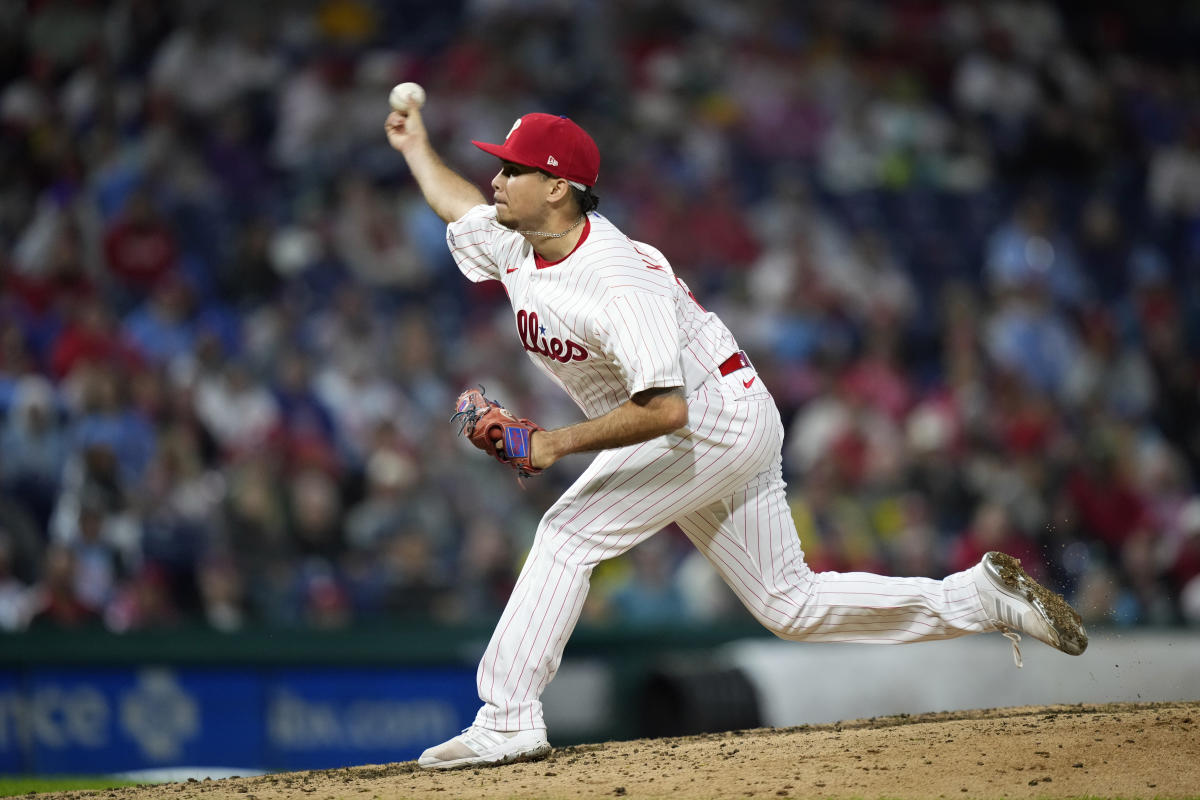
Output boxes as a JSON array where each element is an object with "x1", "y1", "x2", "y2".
[{"x1": 385, "y1": 109, "x2": 486, "y2": 223}]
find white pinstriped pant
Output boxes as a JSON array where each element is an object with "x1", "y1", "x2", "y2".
[{"x1": 473, "y1": 381, "x2": 994, "y2": 732}]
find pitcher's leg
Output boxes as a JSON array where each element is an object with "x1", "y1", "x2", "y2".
[
  {"x1": 475, "y1": 393, "x2": 779, "y2": 731},
  {"x1": 472, "y1": 516, "x2": 597, "y2": 732},
  {"x1": 677, "y1": 474, "x2": 994, "y2": 642}
]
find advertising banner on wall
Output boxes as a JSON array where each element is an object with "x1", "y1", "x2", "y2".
[
  {"x1": 0, "y1": 666, "x2": 477, "y2": 773},
  {"x1": 265, "y1": 669, "x2": 480, "y2": 771},
  {"x1": 0, "y1": 671, "x2": 20, "y2": 774}
]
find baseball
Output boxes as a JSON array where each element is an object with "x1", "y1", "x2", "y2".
[{"x1": 389, "y1": 81, "x2": 426, "y2": 112}]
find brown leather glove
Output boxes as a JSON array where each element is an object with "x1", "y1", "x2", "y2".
[{"x1": 452, "y1": 386, "x2": 545, "y2": 478}]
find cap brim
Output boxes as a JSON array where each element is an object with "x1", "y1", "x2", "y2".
[{"x1": 471, "y1": 140, "x2": 539, "y2": 170}]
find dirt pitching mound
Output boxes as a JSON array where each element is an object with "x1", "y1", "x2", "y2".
[{"x1": 38, "y1": 701, "x2": 1200, "y2": 800}]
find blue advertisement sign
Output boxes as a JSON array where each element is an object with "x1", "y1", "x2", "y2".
[
  {"x1": 266, "y1": 668, "x2": 479, "y2": 770},
  {"x1": 0, "y1": 671, "x2": 22, "y2": 773},
  {"x1": 0, "y1": 666, "x2": 477, "y2": 774},
  {"x1": 21, "y1": 668, "x2": 262, "y2": 774}
]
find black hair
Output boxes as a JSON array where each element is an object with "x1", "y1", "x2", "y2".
[{"x1": 571, "y1": 185, "x2": 600, "y2": 215}]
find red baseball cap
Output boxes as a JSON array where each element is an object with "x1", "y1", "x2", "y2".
[{"x1": 472, "y1": 113, "x2": 600, "y2": 188}]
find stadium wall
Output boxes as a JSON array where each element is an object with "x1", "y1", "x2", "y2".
[{"x1": 1, "y1": 626, "x2": 1194, "y2": 774}]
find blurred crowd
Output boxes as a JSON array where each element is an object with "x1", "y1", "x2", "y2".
[{"x1": 2, "y1": 0, "x2": 1199, "y2": 635}]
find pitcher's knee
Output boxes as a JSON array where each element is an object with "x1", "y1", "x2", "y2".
[
  {"x1": 750, "y1": 572, "x2": 821, "y2": 641},
  {"x1": 534, "y1": 523, "x2": 600, "y2": 570},
  {"x1": 760, "y1": 614, "x2": 815, "y2": 642}
]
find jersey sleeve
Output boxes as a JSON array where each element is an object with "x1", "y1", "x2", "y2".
[
  {"x1": 445, "y1": 204, "x2": 507, "y2": 283},
  {"x1": 595, "y1": 293, "x2": 685, "y2": 396}
]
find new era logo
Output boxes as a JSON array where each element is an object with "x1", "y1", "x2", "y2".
[{"x1": 547, "y1": 155, "x2": 559, "y2": 166}]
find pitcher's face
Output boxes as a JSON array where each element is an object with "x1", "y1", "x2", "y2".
[{"x1": 492, "y1": 161, "x2": 555, "y2": 230}]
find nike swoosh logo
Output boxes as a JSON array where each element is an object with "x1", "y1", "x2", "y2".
[
  {"x1": 506, "y1": 267, "x2": 519, "y2": 274},
  {"x1": 743, "y1": 377, "x2": 756, "y2": 388}
]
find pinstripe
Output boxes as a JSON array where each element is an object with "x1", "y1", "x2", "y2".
[
  {"x1": 479, "y1": 426, "x2": 707, "y2": 725},
  {"x1": 490, "y1": 396, "x2": 776, "y2": 726},
  {"x1": 512, "y1": 438, "x2": 717, "y2": 681},
  {"x1": 493, "y1": 398, "x2": 739, "y2": 722},
  {"x1": 447, "y1": 206, "x2": 994, "y2": 735},
  {"x1": 674, "y1": 461, "x2": 992, "y2": 641},
  {"x1": 448, "y1": 208, "x2": 743, "y2": 420},
  {"x1": 507, "y1": 398, "x2": 746, "y2": 712}
]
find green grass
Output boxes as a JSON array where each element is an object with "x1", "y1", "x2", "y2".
[{"x1": 0, "y1": 776, "x2": 142, "y2": 797}]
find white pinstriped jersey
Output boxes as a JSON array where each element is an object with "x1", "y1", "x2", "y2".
[{"x1": 447, "y1": 205, "x2": 741, "y2": 418}]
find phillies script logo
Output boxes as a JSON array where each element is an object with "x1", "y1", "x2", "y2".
[{"x1": 516, "y1": 310, "x2": 588, "y2": 363}]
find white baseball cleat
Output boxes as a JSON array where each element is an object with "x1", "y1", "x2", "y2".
[
  {"x1": 974, "y1": 551, "x2": 1088, "y2": 667},
  {"x1": 417, "y1": 726, "x2": 551, "y2": 770}
]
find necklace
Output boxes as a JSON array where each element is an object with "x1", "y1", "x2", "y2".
[{"x1": 517, "y1": 215, "x2": 585, "y2": 238}]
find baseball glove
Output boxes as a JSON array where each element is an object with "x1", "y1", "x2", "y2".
[{"x1": 452, "y1": 386, "x2": 545, "y2": 478}]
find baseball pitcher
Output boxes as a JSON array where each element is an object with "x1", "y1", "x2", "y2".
[{"x1": 384, "y1": 98, "x2": 1087, "y2": 770}]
